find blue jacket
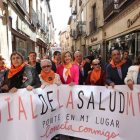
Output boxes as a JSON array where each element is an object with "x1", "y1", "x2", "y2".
[{"x1": 106, "y1": 63, "x2": 129, "y2": 85}]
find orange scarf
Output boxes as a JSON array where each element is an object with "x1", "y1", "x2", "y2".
[
  {"x1": 74, "y1": 60, "x2": 86, "y2": 72},
  {"x1": 63, "y1": 63, "x2": 72, "y2": 77},
  {"x1": 52, "y1": 59, "x2": 61, "y2": 67},
  {"x1": 8, "y1": 62, "x2": 28, "y2": 79},
  {"x1": 90, "y1": 69, "x2": 101, "y2": 85},
  {"x1": 110, "y1": 59, "x2": 124, "y2": 68},
  {"x1": 0, "y1": 66, "x2": 7, "y2": 70},
  {"x1": 41, "y1": 70, "x2": 55, "y2": 84}
]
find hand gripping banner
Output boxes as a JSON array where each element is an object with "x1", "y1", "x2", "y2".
[{"x1": 0, "y1": 85, "x2": 140, "y2": 140}]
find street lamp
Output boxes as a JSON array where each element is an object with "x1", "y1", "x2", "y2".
[{"x1": 72, "y1": 14, "x2": 77, "y2": 22}]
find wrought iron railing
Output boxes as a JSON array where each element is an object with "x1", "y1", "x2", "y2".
[
  {"x1": 38, "y1": 11, "x2": 42, "y2": 26},
  {"x1": 89, "y1": 18, "x2": 97, "y2": 34},
  {"x1": 118, "y1": 0, "x2": 135, "y2": 7},
  {"x1": 43, "y1": 20, "x2": 45, "y2": 31},
  {"x1": 45, "y1": 25, "x2": 48, "y2": 33},
  {"x1": 79, "y1": 0, "x2": 82, "y2": 6},
  {"x1": 73, "y1": 30, "x2": 77, "y2": 40},
  {"x1": 16, "y1": 0, "x2": 27, "y2": 13},
  {"x1": 103, "y1": 0, "x2": 119, "y2": 19},
  {"x1": 31, "y1": 7, "x2": 37, "y2": 26}
]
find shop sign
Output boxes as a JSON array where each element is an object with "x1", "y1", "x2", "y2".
[
  {"x1": 91, "y1": 37, "x2": 97, "y2": 43},
  {"x1": 127, "y1": 11, "x2": 140, "y2": 28}
]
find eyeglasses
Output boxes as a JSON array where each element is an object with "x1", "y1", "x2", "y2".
[
  {"x1": 93, "y1": 63, "x2": 100, "y2": 66},
  {"x1": 42, "y1": 65, "x2": 51, "y2": 69},
  {"x1": 11, "y1": 57, "x2": 21, "y2": 60}
]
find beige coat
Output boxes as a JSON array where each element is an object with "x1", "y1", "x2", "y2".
[
  {"x1": 124, "y1": 66, "x2": 139, "y2": 84},
  {"x1": 39, "y1": 73, "x2": 62, "y2": 85}
]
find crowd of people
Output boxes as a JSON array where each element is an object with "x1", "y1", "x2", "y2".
[{"x1": 0, "y1": 48, "x2": 139, "y2": 140}]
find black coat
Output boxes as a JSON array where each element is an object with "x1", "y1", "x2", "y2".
[
  {"x1": 51, "y1": 61, "x2": 57, "y2": 73},
  {"x1": 4, "y1": 65, "x2": 41, "y2": 92},
  {"x1": 36, "y1": 62, "x2": 41, "y2": 74},
  {"x1": 106, "y1": 63, "x2": 129, "y2": 85},
  {"x1": 79, "y1": 62, "x2": 91, "y2": 85}
]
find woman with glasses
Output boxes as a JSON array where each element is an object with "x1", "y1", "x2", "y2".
[
  {"x1": 39, "y1": 59, "x2": 62, "y2": 88},
  {"x1": 0, "y1": 55, "x2": 8, "y2": 93},
  {"x1": 85, "y1": 59, "x2": 106, "y2": 86},
  {"x1": 56, "y1": 51, "x2": 79, "y2": 86},
  {"x1": 2, "y1": 52, "x2": 41, "y2": 93},
  {"x1": 125, "y1": 55, "x2": 140, "y2": 90}
]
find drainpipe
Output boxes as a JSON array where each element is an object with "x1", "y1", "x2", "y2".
[{"x1": 84, "y1": 0, "x2": 87, "y2": 55}]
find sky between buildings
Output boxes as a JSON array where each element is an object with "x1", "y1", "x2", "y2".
[{"x1": 50, "y1": 0, "x2": 71, "y2": 44}]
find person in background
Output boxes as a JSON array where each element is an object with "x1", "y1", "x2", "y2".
[
  {"x1": 104, "y1": 56, "x2": 111, "y2": 72},
  {"x1": 56, "y1": 51, "x2": 79, "y2": 86},
  {"x1": 122, "y1": 50, "x2": 132, "y2": 68},
  {"x1": 36, "y1": 57, "x2": 41, "y2": 63},
  {"x1": 28, "y1": 51, "x2": 41, "y2": 74},
  {"x1": 0, "y1": 55, "x2": 8, "y2": 93},
  {"x1": 124, "y1": 55, "x2": 140, "y2": 90},
  {"x1": 43, "y1": 54, "x2": 50, "y2": 60},
  {"x1": 2, "y1": 52, "x2": 41, "y2": 93},
  {"x1": 74, "y1": 51, "x2": 91, "y2": 85},
  {"x1": 85, "y1": 55, "x2": 94, "y2": 69},
  {"x1": 52, "y1": 51, "x2": 61, "y2": 73},
  {"x1": 106, "y1": 49, "x2": 129, "y2": 88},
  {"x1": 39, "y1": 59, "x2": 62, "y2": 88},
  {"x1": 85, "y1": 59, "x2": 106, "y2": 86}
]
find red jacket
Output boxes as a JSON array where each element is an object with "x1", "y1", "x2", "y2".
[{"x1": 85, "y1": 70, "x2": 106, "y2": 86}]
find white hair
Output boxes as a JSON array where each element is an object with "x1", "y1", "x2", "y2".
[
  {"x1": 40, "y1": 59, "x2": 52, "y2": 67},
  {"x1": 74, "y1": 51, "x2": 82, "y2": 57},
  {"x1": 92, "y1": 59, "x2": 100, "y2": 64}
]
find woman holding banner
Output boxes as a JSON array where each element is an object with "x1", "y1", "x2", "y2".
[
  {"x1": 125, "y1": 55, "x2": 140, "y2": 90},
  {"x1": 39, "y1": 59, "x2": 62, "y2": 88},
  {"x1": 2, "y1": 52, "x2": 41, "y2": 93},
  {"x1": 0, "y1": 55, "x2": 8, "y2": 93},
  {"x1": 56, "y1": 51, "x2": 79, "y2": 86},
  {"x1": 85, "y1": 59, "x2": 106, "y2": 86}
]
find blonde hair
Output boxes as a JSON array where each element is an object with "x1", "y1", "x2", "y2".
[
  {"x1": 92, "y1": 59, "x2": 100, "y2": 64},
  {"x1": 61, "y1": 51, "x2": 73, "y2": 65}
]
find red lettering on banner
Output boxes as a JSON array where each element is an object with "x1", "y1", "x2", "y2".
[
  {"x1": 137, "y1": 93, "x2": 140, "y2": 114},
  {"x1": 126, "y1": 92, "x2": 135, "y2": 116},
  {"x1": 5, "y1": 98, "x2": 13, "y2": 122},
  {"x1": 19, "y1": 96, "x2": 27, "y2": 120},
  {"x1": 30, "y1": 95, "x2": 38, "y2": 119},
  {"x1": 40, "y1": 121, "x2": 119, "y2": 140},
  {"x1": 66, "y1": 91, "x2": 74, "y2": 109},
  {"x1": 57, "y1": 90, "x2": 63, "y2": 108}
]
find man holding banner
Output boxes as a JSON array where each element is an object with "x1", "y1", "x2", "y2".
[{"x1": 106, "y1": 49, "x2": 129, "y2": 88}]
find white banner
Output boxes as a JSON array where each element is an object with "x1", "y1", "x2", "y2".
[{"x1": 0, "y1": 85, "x2": 140, "y2": 140}]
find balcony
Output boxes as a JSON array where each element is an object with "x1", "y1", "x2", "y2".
[
  {"x1": 79, "y1": 0, "x2": 82, "y2": 6},
  {"x1": 45, "y1": 25, "x2": 48, "y2": 33},
  {"x1": 70, "y1": 29, "x2": 73, "y2": 37},
  {"x1": 118, "y1": 0, "x2": 135, "y2": 8},
  {"x1": 37, "y1": 11, "x2": 42, "y2": 27},
  {"x1": 73, "y1": 30, "x2": 77, "y2": 40},
  {"x1": 89, "y1": 18, "x2": 97, "y2": 34},
  {"x1": 30, "y1": 7, "x2": 37, "y2": 27},
  {"x1": 16, "y1": 0, "x2": 27, "y2": 15},
  {"x1": 104, "y1": 0, "x2": 119, "y2": 21},
  {"x1": 42, "y1": 20, "x2": 46, "y2": 32},
  {"x1": 76, "y1": 24, "x2": 84, "y2": 36}
]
